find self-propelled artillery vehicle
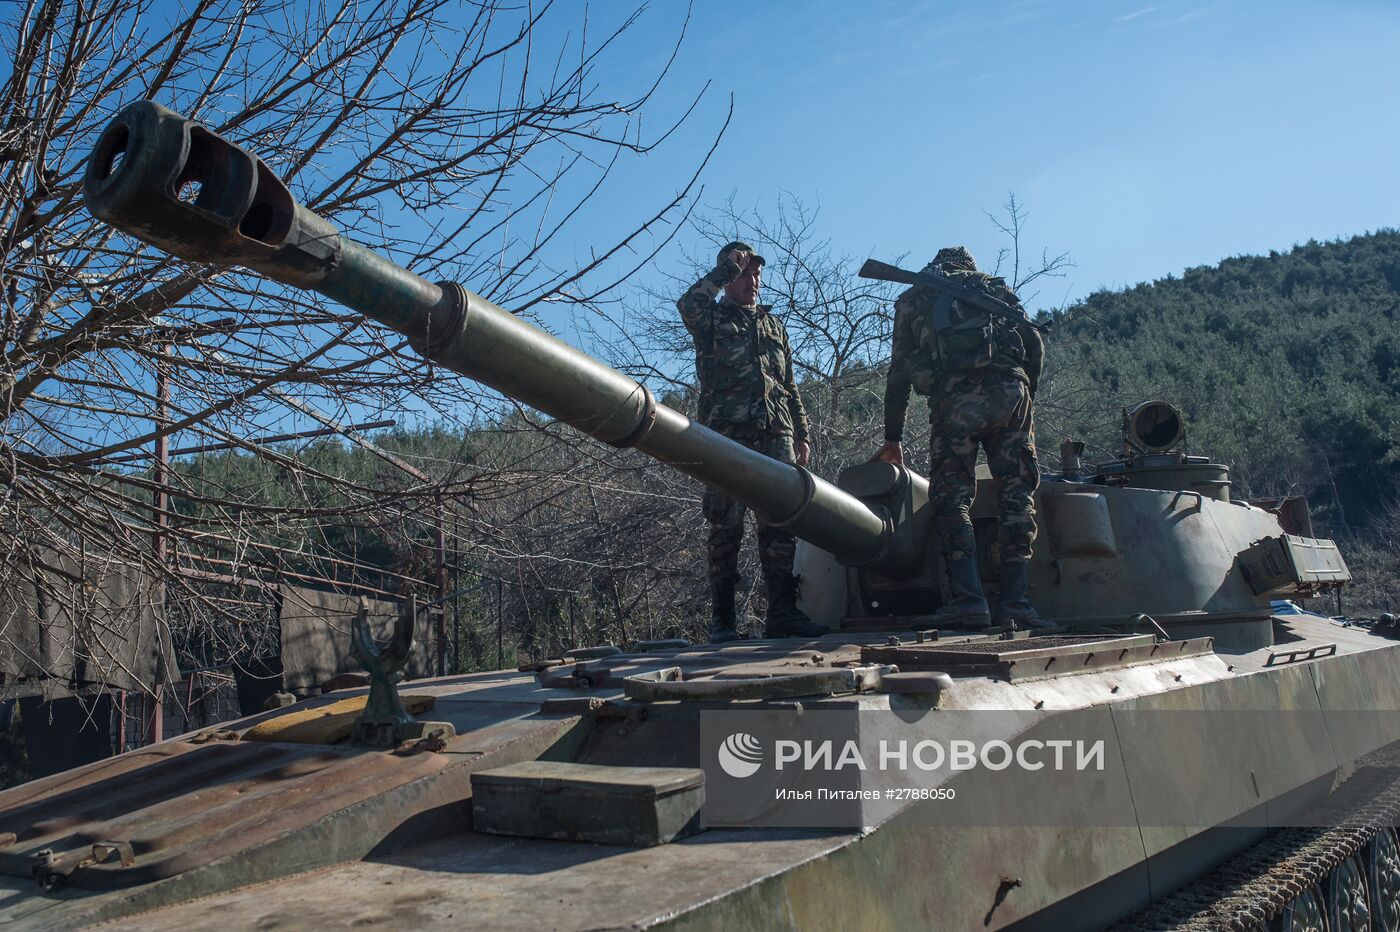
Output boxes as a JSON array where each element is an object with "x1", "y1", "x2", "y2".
[{"x1": 0, "y1": 100, "x2": 1396, "y2": 931}]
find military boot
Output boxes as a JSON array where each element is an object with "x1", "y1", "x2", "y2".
[
  {"x1": 994, "y1": 560, "x2": 1053, "y2": 630},
  {"x1": 763, "y1": 572, "x2": 827, "y2": 639},
  {"x1": 932, "y1": 557, "x2": 992, "y2": 629},
  {"x1": 709, "y1": 576, "x2": 741, "y2": 643}
]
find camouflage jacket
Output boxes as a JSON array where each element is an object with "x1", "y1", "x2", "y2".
[
  {"x1": 677, "y1": 263, "x2": 809, "y2": 441},
  {"x1": 883, "y1": 269, "x2": 1044, "y2": 441}
]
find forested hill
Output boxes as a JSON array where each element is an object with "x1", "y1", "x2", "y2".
[{"x1": 1044, "y1": 230, "x2": 1400, "y2": 533}]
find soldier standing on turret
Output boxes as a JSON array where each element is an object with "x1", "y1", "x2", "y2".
[
  {"x1": 678, "y1": 242, "x2": 826, "y2": 642},
  {"x1": 872, "y1": 246, "x2": 1052, "y2": 630}
]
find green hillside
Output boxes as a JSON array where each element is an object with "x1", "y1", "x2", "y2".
[{"x1": 1043, "y1": 230, "x2": 1400, "y2": 534}]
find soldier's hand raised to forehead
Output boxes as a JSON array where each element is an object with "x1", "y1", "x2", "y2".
[{"x1": 721, "y1": 246, "x2": 752, "y2": 273}]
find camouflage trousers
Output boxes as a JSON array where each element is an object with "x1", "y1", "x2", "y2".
[
  {"x1": 928, "y1": 375, "x2": 1039, "y2": 563},
  {"x1": 703, "y1": 431, "x2": 798, "y2": 585}
]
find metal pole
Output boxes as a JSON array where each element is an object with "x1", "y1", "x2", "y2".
[
  {"x1": 115, "y1": 691, "x2": 127, "y2": 754},
  {"x1": 610, "y1": 578, "x2": 628, "y2": 647},
  {"x1": 95, "y1": 419, "x2": 397, "y2": 464},
  {"x1": 434, "y1": 493, "x2": 447, "y2": 677},
  {"x1": 644, "y1": 587, "x2": 654, "y2": 641},
  {"x1": 153, "y1": 338, "x2": 170, "y2": 565},
  {"x1": 147, "y1": 337, "x2": 170, "y2": 746},
  {"x1": 496, "y1": 579, "x2": 504, "y2": 670},
  {"x1": 451, "y1": 513, "x2": 461, "y2": 673}
]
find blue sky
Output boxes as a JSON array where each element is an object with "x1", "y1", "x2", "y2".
[
  {"x1": 567, "y1": 0, "x2": 1400, "y2": 312},
  {"x1": 63, "y1": 0, "x2": 1400, "y2": 450}
]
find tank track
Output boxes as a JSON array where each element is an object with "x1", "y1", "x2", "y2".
[{"x1": 1111, "y1": 747, "x2": 1400, "y2": 931}]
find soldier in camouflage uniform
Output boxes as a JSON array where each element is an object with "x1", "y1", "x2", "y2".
[
  {"x1": 677, "y1": 242, "x2": 825, "y2": 642},
  {"x1": 873, "y1": 246, "x2": 1051, "y2": 630}
]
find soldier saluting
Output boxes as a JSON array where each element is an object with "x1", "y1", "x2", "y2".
[
  {"x1": 871, "y1": 246, "x2": 1052, "y2": 630},
  {"x1": 678, "y1": 242, "x2": 826, "y2": 642}
]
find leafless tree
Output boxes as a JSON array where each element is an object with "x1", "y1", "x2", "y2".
[
  {"x1": 0, "y1": 0, "x2": 711, "y2": 691},
  {"x1": 985, "y1": 192, "x2": 1073, "y2": 303},
  {"x1": 460, "y1": 424, "x2": 711, "y2": 657},
  {"x1": 974, "y1": 193, "x2": 1105, "y2": 464}
]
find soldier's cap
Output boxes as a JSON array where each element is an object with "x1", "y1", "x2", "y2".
[
  {"x1": 930, "y1": 245, "x2": 977, "y2": 272},
  {"x1": 719, "y1": 241, "x2": 765, "y2": 269}
]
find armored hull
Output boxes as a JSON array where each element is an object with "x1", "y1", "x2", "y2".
[{"x1": 1, "y1": 606, "x2": 1397, "y2": 930}]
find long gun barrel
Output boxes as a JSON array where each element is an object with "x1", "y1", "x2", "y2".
[
  {"x1": 858, "y1": 258, "x2": 1050, "y2": 333},
  {"x1": 84, "y1": 101, "x2": 891, "y2": 567}
]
